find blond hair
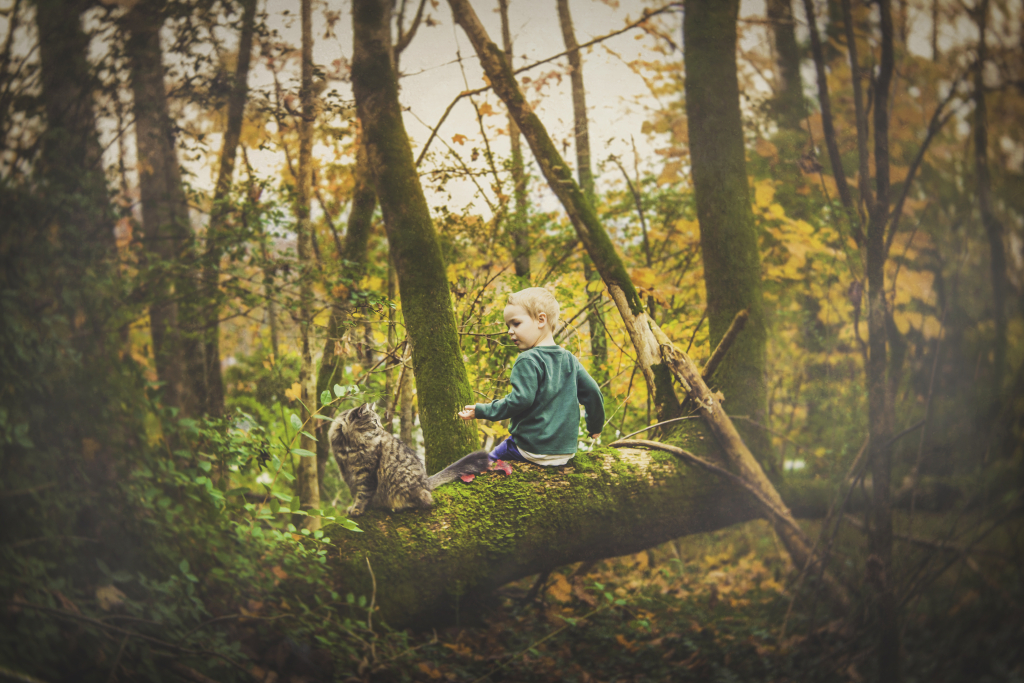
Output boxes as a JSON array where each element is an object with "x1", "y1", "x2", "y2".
[{"x1": 507, "y1": 287, "x2": 561, "y2": 331}]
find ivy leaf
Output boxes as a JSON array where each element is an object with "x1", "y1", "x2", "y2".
[
  {"x1": 333, "y1": 384, "x2": 344, "y2": 398},
  {"x1": 320, "y1": 390, "x2": 331, "y2": 405},
  {"x1": 289, "y1": 414, "x2": 302, "y2": 430},
  {"x1": 490, "y1": 460, "x2": 513, "y2": 476},
  {"x1": 460, "y1": 473, "x2": 475, "y2": 483},
  {"x1": 452, "y1": 133, "x2": 468, "y2": 145}
]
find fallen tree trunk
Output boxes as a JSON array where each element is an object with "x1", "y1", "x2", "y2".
[{"x1": 325, "y1": 441, "x2": 769, "y2": 628}]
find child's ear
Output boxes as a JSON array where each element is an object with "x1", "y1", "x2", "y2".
[{"x1": 536, "y1": 311, "x2": 547, "y2": 328}]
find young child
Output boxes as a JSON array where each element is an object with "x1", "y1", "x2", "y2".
[{"x1": 458, "y1": 287, "x2": 604, "y2": 466}]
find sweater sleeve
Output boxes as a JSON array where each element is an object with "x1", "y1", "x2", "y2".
[
  {"x1": 475, "y1": 356, "x2": 540, "y2": 421},
  {"x1": 576, "y1": 361, "x2": 605, "y2": 435}
]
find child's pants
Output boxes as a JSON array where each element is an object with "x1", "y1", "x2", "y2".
[{"x1": 487, "y1": 435, "x2": 530, "y2": 463}]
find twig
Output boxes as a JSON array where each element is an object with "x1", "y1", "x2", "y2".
[
  {"x1": 105, "y1": 635, "x2": 130, "y2": 683},
  {"x1": 6, "y1": 602, "x2": 256, "y2": 680},
  {"x1": 0, "y1": 482, "x2": 56, "y2": 498},
  {"x1": 471, "y1": 601, "x2": 612, "y2": 683},
  {"x1": 700, "y1": 309, "x2": 748, "y2": 381},
  {"x1": 616, "y1": 415, "x2": 699, "y2": 440},
  {"x1": 0, "y1": 665, "x2": 49, "y2": 683},
  {"x1": 609, "y1": 440, "x2": 807, "y2": 540},
  {"x1": 684, "y1": 310, "x2": 706, "y2": 354},
  {"x1": 416, "y1": 3, "x2": 681, "y2": 166}
]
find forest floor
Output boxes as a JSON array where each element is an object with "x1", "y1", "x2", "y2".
[{"x1": 303, "y1": 513, "x2": 1023, "y2": 683}]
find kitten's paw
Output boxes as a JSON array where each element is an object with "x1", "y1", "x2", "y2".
[{"x1": 346, "y1": 502, "x2": 366, "y2": 517}]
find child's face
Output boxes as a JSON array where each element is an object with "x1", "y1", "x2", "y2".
[{"x1": 503, "y1": 304, "x2": 547, "y2": 350}]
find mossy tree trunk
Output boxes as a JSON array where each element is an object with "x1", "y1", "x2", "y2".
[
  {"x1": 322, "y1": 440, "x2": 840, "y2": 629},
  {"x1": 125, "y1": 1, "x2": 206, "y2": 418},
  {"x1": 201, "y1": 0, "x2": 257, "y2": 418},
  {"x1": 682, "y1": 0, "x2": 768, "y2": 456},
  {"x1": 324, "y1": 443, "x2": 752, "y2": 628},
  {"x1": 351, "y1": 0, "x2": 479, "y2": 471},
  {"x1": 295, "y1": 0, "x2": 320, "y2": 530},
  {"x1": 446, "y1": 0, "x2": 678, "y2": 422}
]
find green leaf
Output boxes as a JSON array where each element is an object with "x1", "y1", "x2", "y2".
[
  {"x1": 179, "y1": 559, "x2": 190, "y2": 574},
  {"x1": 300, "y1": 430, "x2": 318, "y2": 442},
  {"x1": 338, "y1": 518, "x2": 362, "y2": 532},
  {"x1": 334, "y1": 384, "x2": 344, "y2": 398},
  {"x1": 320, "y1": 390, "x2": 331, "y2": 405},
  {"x1": 300, "y1": 528, "x2": 311, "y2": 536},
  {"x1": 198, "y1": 460, "x2": 212, "y2": 472},
  {"x1": 291, "y1": 448, "x2": 316, "y2": 458},
  {"x1": 270, "y1": 498, "x2": 280, "y2": 514},
  {"x1": 272, "y1": 492, "x2": 293, "y2": 502},
  {"x1": 289, "y1": 414, "x2": 302, "y2": 429},
  {"x1": 312, "y1": 414, "x2": 333, "y2": 421},
  {"x1": 313, "y1": 530, "x2": 324, "y2": 539}
]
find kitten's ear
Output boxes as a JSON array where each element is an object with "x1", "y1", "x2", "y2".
[{"x1": 369, "y1": 401, "x2": 376, "y2": 413}]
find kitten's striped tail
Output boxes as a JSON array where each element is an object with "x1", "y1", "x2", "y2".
[{"x1": 426, "y1": 450, "x2": 491, "y2": 490}]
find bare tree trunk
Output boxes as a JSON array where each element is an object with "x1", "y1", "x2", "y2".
[
  {"x1": 352, "y1": 0, "x2": 479, "y2": 471},
  {"x1": 202, "y1": 0, "x2": 257, "y2": 418},
  {"x1": 125, "y1": 1, "x2": 205, "y2": 417},
  {"x1": 801, "y1": 0, "x2": 859, "y2": 235},
  {"x1": 315, "y1": 141, "x2": 376, "y2": 488},
  {"x1": 555, "y1": 0, "x2": 608, "y2": 385},
  {"x1": 497, "y1": 0, "x2": 530, "y2": 281},
  {"x1": 866, "y1": 1, "x2": 899, "y2": 679},
  {"x1": 841, "y1": 0, "x2": 874, "y2": 224},
  {"x1": 295, "y1": 0, "x2": 320, "y2": 530},
  {"x1": 972, "y1": 0, "x2": 1008, "y2": 385},
  {"x1": 683, "y1": 0, "x2": 768, "y2": 453}
]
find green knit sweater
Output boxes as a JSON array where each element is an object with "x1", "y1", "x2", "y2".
[{"x1": 475, "y1": 345, "x2": 605, "y2": 455}]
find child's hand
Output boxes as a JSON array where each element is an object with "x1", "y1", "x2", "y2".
[
  {"x1": 457, "y1": 405, "x2": 476, "y2": 420},
  {"x1": 590, "y1": 434, "x2": 600, "y2": 439}
]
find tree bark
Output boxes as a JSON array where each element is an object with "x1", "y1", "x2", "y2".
[
  {"x1": 555, "y1": 0, "x2": 608, "y2": 386},
  {"x1": 322, "y1": 442, "x2": 848, "y2": 628},
  {"x1": 497, "y1": 0, "x2": 530, "y2": 281},
  {"x1": 800, "y1": 0, "x2": 860, "y2": 239},
  {"x1": 683, "y1": 0, "x2": 768, "y2": 453},
  {"x1": 446, "y1": 0, "x2": 678, "y2": 422},
  {"x1": 766, "y1": 0, "x2": 805, "y2": 131},
  {"x1": 351, "y1": 0, "x2": 479, "y2": 471},
  {"x1": 841, "y1": 0, "x2": 874, "y2": 223},
  {"x1": 125, "y1": 1, "x2": 205, "y2": 417},
  {"x1": 202, "y1": 0, "x2": 257, "y2": 418},
  {"x1": 295, "y1": 0, "x2": 320, "y2": 530},
  {"x1": 315, "y1": 141, "x2": 377, "y2": 488},
  {"x1": 865, "y1": 1, "x2": 899, "y2": 679},
  {"x1": 972, "y1": 0, "x2": 1008, "y2": 385},
  {"x1": 325, "y1": 444, "x2": 759, "y2": 628}
]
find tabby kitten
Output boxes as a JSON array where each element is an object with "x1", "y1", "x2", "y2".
[{"x1": 328, "y1": 403, "x2": 489, "y2": 516}]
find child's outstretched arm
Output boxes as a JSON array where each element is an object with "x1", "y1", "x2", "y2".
[
  {"x1": 577, "y1": 362, "x2": 605, "y2": 438},
  {"x1": 457, "y1": 405, "x2": 476, "y2": 420}
]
